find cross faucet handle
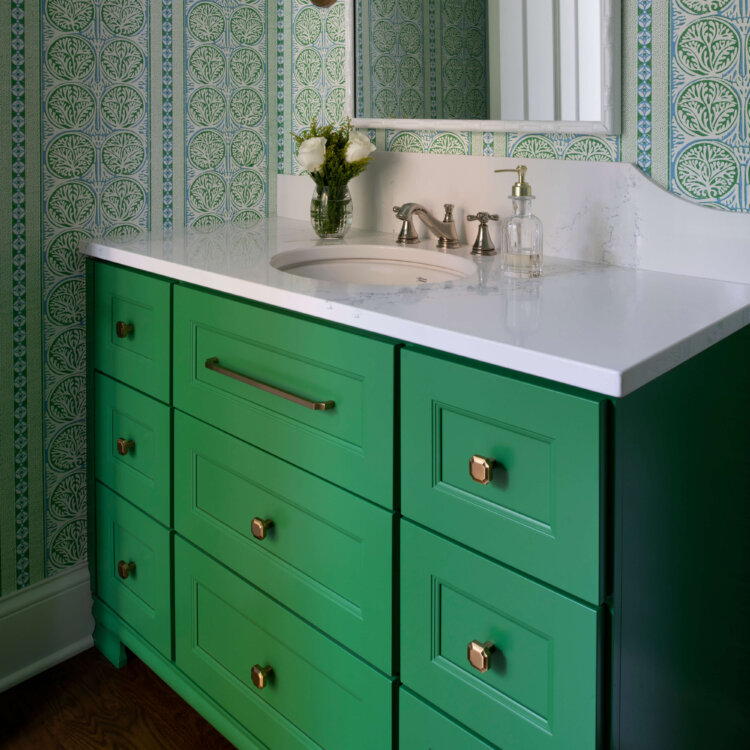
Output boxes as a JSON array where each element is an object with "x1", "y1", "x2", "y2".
[
  {"x1": 467, "y1": 212, "x2": 499, "y2": 255},
  {"x1": 468, "y1": 212, "x2": 499, "y2": 224}
]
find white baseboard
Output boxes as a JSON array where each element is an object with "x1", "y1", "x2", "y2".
[{"x1": 0, "y1": 563, "x2": 95, "y2": 692}]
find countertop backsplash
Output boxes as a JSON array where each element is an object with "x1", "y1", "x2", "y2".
[{"x1": 279, "y1": 151, "x2": 750, "y2": 285}]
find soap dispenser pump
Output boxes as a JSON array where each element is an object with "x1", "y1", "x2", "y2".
[{"x1": 495, "y1": 165, "x2": 543, "y2": 278}]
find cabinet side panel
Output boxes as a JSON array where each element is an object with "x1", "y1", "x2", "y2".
[{"x1": 613, "y1": 325, "x2": 750, "y2": 749}]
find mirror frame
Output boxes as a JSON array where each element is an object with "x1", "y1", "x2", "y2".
[{"x1": 345, "y1": 0, "x2": 621, "y2": 135}]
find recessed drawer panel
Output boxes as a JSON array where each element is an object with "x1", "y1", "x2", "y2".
[
  {"x1": 173, "y1": 286, "x2": 395, "y2": 508},
  {"x1": 174, "y1": 537, "x2": 392, "y2": 750},
  {"x1": 95, "y1": 373, "x2": 171, "y2": 525},
  {"x1": 401, "y1": 521, "x2": 598, "y2": 750},
  {"x1": 96, "y1": 482, "x2": 171, "y2": 657},
  {"x1": 399, "y1": 689, "x2": 497, "y2": 750},
  {"x1": 94, "y1": 262, "x2": 171, "y2": 402},
  {"x1": 174, "y1": 410, "x2": 394, "y2": 673},
  {"x1": 401, "y1": 349, "x2": 603, "y2": 602}
]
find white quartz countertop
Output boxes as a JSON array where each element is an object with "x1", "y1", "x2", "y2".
[{"x1": 83, "y1": 218, "x2": 750, "y2": 397}]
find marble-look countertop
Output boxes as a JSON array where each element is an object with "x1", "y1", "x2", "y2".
[{"x1": 82, "y1": 218, "x2": 750, "y2": 397}]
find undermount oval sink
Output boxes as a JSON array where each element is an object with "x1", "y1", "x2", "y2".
[{"x1": 270, "y1": 244, "x2": 477, "y2": 286}]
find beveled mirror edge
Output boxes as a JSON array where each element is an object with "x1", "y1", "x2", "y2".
[{"x1": 346, "y1": 0, "x2": 621, "y2": 136}]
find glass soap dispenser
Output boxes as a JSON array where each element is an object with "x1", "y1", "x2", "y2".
[{"x1": 495, "y1": 165, "x2": 543, "y2": 278}]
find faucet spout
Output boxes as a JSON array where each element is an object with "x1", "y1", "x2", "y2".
[{"x1": 394, "y1": 203, "x2": 461, "y2": 249}]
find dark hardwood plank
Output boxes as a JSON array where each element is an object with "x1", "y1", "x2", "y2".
[{"x1": 0, "y1": 648, "x2": 236, "y2": 749}]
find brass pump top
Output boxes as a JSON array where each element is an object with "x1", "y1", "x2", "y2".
[{"x1": 495, "y1": 165, "x2": 533, "y2": 197}]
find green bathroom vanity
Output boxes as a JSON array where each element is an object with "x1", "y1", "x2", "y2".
[{"x1": 85, "y1": 221, "x2": 750, "y2": 750}]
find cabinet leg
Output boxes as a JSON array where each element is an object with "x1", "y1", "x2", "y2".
[{"x1": 94, "y1": 622, "x2": 128, "y2": 668}]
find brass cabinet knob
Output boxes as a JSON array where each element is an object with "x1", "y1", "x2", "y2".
[
  {"x1": 117, "y1": 560, "x2": 136, "y2": 579},
  {"x1": 116, "y1": 321, "x2": 134, "y2": 338},
  {"x1": 467, "y1": 640, "x2": 495, "y2": 673},
  {"x1": 251, "y1": 664, "x2": 273, "y2": 689},
  {"x1": 116, "y1": 438, "x2": 135, "y2": 456},
  {"x1": 469, "y1": 455, "x2": 496, "y2": 485},
  {"x1": 251, "y1": 517, "x2": 274, "y2": 540}
]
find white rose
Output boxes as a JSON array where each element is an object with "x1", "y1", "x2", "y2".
[
  {"x1": 298, "y1": 136, "x2": 327, "y2": 173},
  {"x1": 345, "y1": 132, "x2": 376, "y2": 162}
]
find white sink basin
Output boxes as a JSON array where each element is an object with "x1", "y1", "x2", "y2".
[{"x1": 271, "y1": 244, "x2": 477, "y2": 286}]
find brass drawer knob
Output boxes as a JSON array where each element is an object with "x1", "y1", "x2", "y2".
[
  {"x1": 251, "y1": 517, "x2": 274, "y2": 540},
  {"x1": 467, "y1": 640, "x2": 495, "y2": 673},
  {"x1": 117, "y1": 560, "x2": 136, "y2": 579},
  {"x1": 469, "y1": 455, "x2": 496, "y2": 485},
  {"x1": 116, "y1": 321, "x2": 134, "y2": 338},
  {"x1": 251, "y1": 664, "x2": 273, "y2": 690},
  {"x1": 116, "y1": 438, "x2": 135, "y2": 456}
]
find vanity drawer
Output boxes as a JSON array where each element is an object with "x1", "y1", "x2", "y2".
[
  {"x1": 401, "y1": 348, "x2": 604, "y2": 603},
  {"x1": 401, "y1": 521, "x2": 598, "y2": 750},
  {"x1": 95, "y1": 373, "x2": 171, "y2": 526},
  {"x1": 94, "y1": 262, "x2": 171, "y2": 403},
  {"x1": 173, "y1": 286, "x2": 395, "y2": 508},
  {"x1": 173, "y1": 410, "x2": 394, "y2": 673},
  {"x1": 400, "y1": 689, "x2": 497, "y2": 750},
  {"x1": 96, "y1": 482, "x2": 172, "y2": 657},
  {"x1": 174, "y1": 537, "x2": 393, "y2": 750}
]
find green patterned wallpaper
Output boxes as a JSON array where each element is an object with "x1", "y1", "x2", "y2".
[
  {"x1": 1, "y1": 0, "x2": 748, "y2": 599},
  {"x1": 355, "y1": 0, "x2": 488, "y2": 120}
]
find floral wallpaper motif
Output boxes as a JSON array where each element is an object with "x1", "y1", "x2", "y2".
[
  {"x1": 508, "y1": 134, "x2": 620, "y2": 162},
  {"x1": 293, "y1": 0, "x2": 346, "y2": 134},
  {"x1": 2, "y1": 0, "x2": 750, "y2": 599},
  {"x1": 671, "y1": 0, "x2": 750, "y2": 211},
  {"x1": 387, "y1": 129, "x2": 469, "y2": 153},
  {"x1": 185, "y1": 0, "x2": 269, "y2": 227},
  {"x1": 356, "y1": 0, "x2": 487, "y2": 120},
  {"x1": 41, "y1": 0, "x2": 151, "y2": 578}
]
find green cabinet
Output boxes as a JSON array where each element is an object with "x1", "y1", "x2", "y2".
[
  {"x1": 173, "y1": 285, "x2": 396, "y2": 508},
  {"x1": 401, "y1": 349, "x2": 604, "y2": 604},
  {"x1": 174, "y1": 537, "x2": 393, "y2": 750},
  {"x1": 88, "y1": 259, "x2": 750, "y2": 749},
  {"x1": 401, "y1": 520, "x2": 598, "y2": 750},
  {"x1": 95, "y1": 482, "x2": 172, "y2": 657},
  {"x1": 173, "y1": 410, "x2": 394, "y2": 673},
  {"x1": 95, "y1": 372, "x2": 171, "y2": 526},
  {"x1": 399, "y1": 690, "x2": 497, "y2": 750},
  {"x1": 90, "y1": 265, "x2": 397, "y2": 750},
  {"x1": 93, "y1": 262, "x2": 171, "y2": 403}
]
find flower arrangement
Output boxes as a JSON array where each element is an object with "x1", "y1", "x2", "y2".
[{"x1": 294, "y1": 118, "x2": 376, "y2": 238}]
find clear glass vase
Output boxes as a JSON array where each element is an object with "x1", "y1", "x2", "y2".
[{"x1": 310, "y1": 184, "x2": 352, "y2": 239}]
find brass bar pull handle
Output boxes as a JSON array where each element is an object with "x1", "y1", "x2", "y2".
[
  {"x1": 251, "y1": 664, "x2": 273, "y2": 689},
  {"x1": 251, "y1": 518, "x2": 274, "y2": 540},
  {"x1": 116, "y1": 321, "x2": 134, "y2": 338},
  {"x1": 467, "y1": 640, "x2": 494, "y2": 674},
  {"x1": 469, "y1": 455, "x2": 496, "y2": 485},
  {"x1": 204, "y1": 357, "x2": 335, "y2": 411},
  {"x1": 117, "y1": 560, "x2": 136, "y2": 579},
  {"x1": 117, "y1": 438, "x2": 135, "y2": 456}
]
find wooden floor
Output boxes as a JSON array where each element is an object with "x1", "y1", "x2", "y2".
[{"x1": 0, "y1": 648, "x2": 235, "y2": 749}]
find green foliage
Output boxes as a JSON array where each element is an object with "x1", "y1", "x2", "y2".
[{"x1": 293, "y1": 117, "x2": 373, "y2": 193}]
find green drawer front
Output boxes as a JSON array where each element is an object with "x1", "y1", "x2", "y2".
[
  {"x1": 401, "y1": 349, "x2": 603, "y2": 603},
  {"x1": 174, "y1": 411, "x2": 394, "y2": 673},
  {"x1": 400, "y1": 689, "x2": 497, "y2": 750},
  {"x1": 94, "y1": 262, "x2": 171, "y2": 402},
  {"x1": 401, "y1": 521, "x2": 598, "y2": 750},
  {"x1": 173, "y1": 286, "x2": 395, "y2": 508},
  {"x1": 174, "y1": 537, "x2": 392, "y2": 750},
  {"x1": 96, "y1": 482, "x2": 171, "y2": 657},
  {"x1": 95, "y1": 373, "x2": 171, "y2": 526}
]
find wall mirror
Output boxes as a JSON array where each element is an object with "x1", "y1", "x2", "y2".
[{"x1": 347, "y1": 0, "x2": 620, "y2": 134}]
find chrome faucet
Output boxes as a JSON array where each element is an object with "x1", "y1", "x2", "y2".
[{"x1": 393, "y1": 203, "x2": 461, "y2": 249}]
